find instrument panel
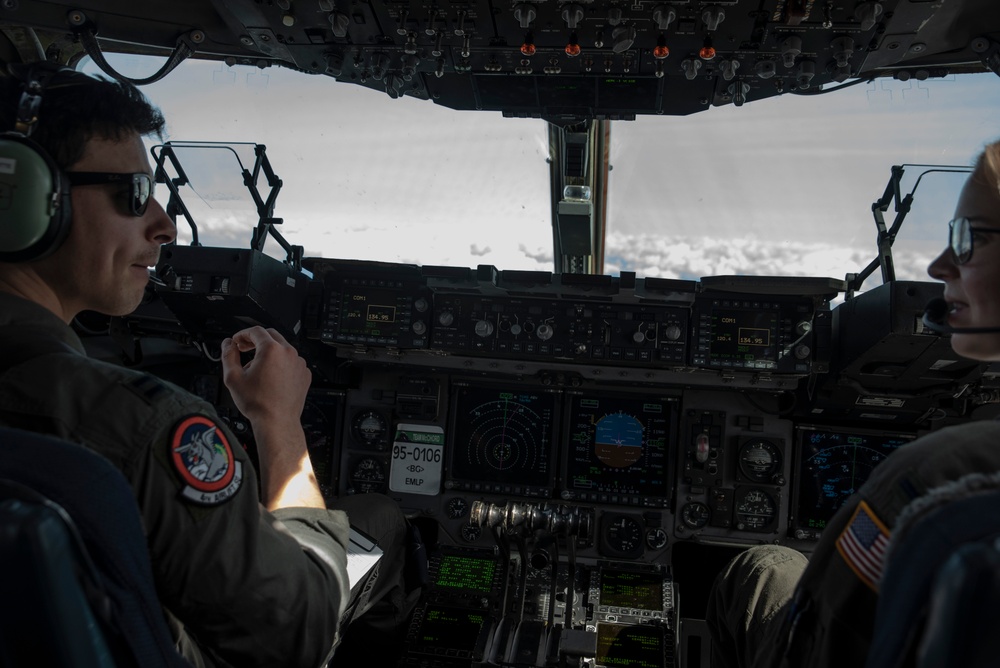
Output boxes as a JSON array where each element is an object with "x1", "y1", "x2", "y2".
[
  {"x1": 12, "y1": 0, "x2": 997, "y2": 121},
  {"x1": 115, "y1": 250, "x2": 998, "y2": 668}
]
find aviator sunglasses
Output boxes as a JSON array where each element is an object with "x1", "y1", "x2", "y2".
[
  {"x1": 66, "y1": 171, "x2": 154, "y2": 217},
  {"x1": 948, "y1": 217, "x2": 1000, "y2": 265}
]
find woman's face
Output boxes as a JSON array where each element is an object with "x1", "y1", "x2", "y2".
[{"x1": 927, "y1": 165, "x2": 1000, "y2": 361}]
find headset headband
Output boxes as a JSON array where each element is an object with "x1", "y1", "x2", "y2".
[
  {"x1": 8, "y1": 63, "x2": 70, "y2": 137},
  {"x1": 0, "y1": 62, "x2": 75, "y2": 262}
]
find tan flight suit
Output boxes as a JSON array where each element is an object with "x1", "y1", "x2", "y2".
[
  {"x1": 708, "y1": 418, "x2": 1000, "y2": 668},
  {"x1": 0, "y1": 293, "x2": 410, "y2": 668}
]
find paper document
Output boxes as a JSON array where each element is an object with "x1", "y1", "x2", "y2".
[{"x1": 346, "y1": 527, "x2": 382, "y2": 592}]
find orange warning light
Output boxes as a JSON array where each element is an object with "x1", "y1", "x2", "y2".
[
  {"x1": 521, "y1": 41, "x2": 537, "y2": 56},
  {"x1": 565, "y1": 42, "x2": 581, "y2": 57},
  {"x1": 653, "y1": 44, "x2": 670, "y2": 59}
]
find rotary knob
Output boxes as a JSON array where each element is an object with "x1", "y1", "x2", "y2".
[
  {"x1": 665, "y1": 324, "x2": 682, "y2": 340},
  {"x1": 536, "y1": 324, "x2": 554, "y2": 341},
  {"x1": 475, "y1": 320, "x2": 495, "y2": 337},
  {"x1": 438, "y1": 311, "x2": 455, "y2": 327}
]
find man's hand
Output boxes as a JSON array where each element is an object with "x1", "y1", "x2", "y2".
[
  {"x1": 221, "y1": 327, "x2": 324, "y2": 510},
  {"x1": 221, "y1": 326, "x2": 311, "y2": 429}
]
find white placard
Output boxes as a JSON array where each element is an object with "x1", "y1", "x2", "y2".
[{"x1": 389, "y1": 423, "x2": 444, "y2": 496}]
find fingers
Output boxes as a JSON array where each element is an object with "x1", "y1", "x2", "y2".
[
  {"x1": 230, "y1": 325, "x2": 287, "y2": 351},
  {"x1": 220, "y1": 327, "x2": 311, "y2": 426},
  {"x1": 222, "y1": 327, "x2": 291, "y2": 386}
]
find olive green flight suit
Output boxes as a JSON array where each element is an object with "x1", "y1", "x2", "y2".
[
  {"x1": 0, "y1": 293, "x2": 408, "y2": 668},
  {"x1": 709, "y1": 419, "x2": 1000, "y2": 668}
]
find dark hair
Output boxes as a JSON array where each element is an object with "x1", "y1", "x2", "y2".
[{"x1": 0, "y1": 62, "x2": 166, "y2": 169}]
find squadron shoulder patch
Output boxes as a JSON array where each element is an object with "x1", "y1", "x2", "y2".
[
  {"x1": 835, "y1": 500, "x2": 890, "y2": 592},
  {"x1": 170, "y1": 415, "x2": 243, "y2": 506}
]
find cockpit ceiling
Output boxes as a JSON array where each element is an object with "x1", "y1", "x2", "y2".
[{"x1": 3, "y1": 0, "x2": 998, "y2": 122}]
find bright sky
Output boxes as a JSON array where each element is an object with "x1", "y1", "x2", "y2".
[{"x1": 84, "y1": 56, "x2": 1000, "y2": 291}]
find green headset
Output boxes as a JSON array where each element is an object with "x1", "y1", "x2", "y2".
[{"x1": 0, "y1": 64, "x2": 72, "y2": 262}]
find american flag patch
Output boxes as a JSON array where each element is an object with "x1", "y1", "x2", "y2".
[{"x1": 835, "y1": 500, "x2": 890, "y2": 591}]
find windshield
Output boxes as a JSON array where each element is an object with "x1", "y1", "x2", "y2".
[{"x1": 83, "y1": 55, "x2": 1000, "y2": 291}]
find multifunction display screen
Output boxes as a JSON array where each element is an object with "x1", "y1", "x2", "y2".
[
  {"x1": 599, "y1": 570, "x2": 665, "y2": 612},
  {"x1": 564, "y1": 394, "x2": 673, "y2": 505},
  {"x1": 595, "y1": 622, "x2": 665, "y2": 668},
  {"x1": 433, "y1": 553, "x2": 497, "y2": 593},
  {"x1": 449, "y1": 385, "x2": 556, "y2": 493},
  {"x1": 793, "y1": 426, "x2": 913, "y2": 532}
]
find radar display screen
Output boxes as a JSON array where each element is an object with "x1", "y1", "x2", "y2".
[
  {"x1": 596, "y1": 622, "x2": 665, "y2": 668},
  {"x1": 434, "y1": 553, "x2": 496, "y2": 593},
  {"x1": 793, "y1": 426, "x2": 913, "y2": 532},
  {"x1": 449, "y1": 385, "x2": 556, "y2": 492},
  {"x1": 599, "y1": 570, "x2": 664, "y2": 612},
  {"x1": 564, "y1": 394, "x2": 673, "y2": 504}
]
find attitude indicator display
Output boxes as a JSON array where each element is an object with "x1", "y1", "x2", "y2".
[{"x1": 563, "y1": 394, "x2": 674, "y2": 507}]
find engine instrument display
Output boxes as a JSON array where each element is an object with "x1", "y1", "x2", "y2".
[
  {"x1": 564, "y1": 394, "x2": 674, "y2": 506},
  {"x1": 449, "y1": 385, "x2": 557, "y2": 496},
  {"x1": 792, "y1": 426, "x2": 913, "y2": 533}
]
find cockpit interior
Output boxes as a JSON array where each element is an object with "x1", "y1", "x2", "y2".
[{"x1": 3, "y1": 1, "x2": 1000, "y2": 666}]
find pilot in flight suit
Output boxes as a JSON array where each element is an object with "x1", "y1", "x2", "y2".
[
  {"x1": 708, "y1": 420, "x2": 1000, "y2": 668},
  {"x1": 707, "y1": 140, "x2": 1000, "y2": 668},
  {"x1": 0, "y1": 292, "x2": 417, "y2": 666},
  {"x1": 0, "y1": 65, "x2": 415, "y2": 667}
]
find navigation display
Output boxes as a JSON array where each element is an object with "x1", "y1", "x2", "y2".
[
  {"x1": 792, "y1": 426, "x2": 913, "y2": 533},
  {"x1": 449, "y1": 385, "x2": 557, "y2": 495}
]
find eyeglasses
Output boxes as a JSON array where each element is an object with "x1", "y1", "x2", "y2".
[
  {"x1": 66, "y1": 172, "x2": 154, "y2": 217},
  {"x1": 948, "y1": 217, "x2": 1000, "y2": 264}
]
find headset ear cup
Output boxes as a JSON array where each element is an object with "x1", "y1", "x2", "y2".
[{"x1": 0, "y1": 132, "x2": 71, "y2": 262}]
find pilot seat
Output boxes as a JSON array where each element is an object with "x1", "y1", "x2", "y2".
[{"x1": 0, "y1": 426, "x2": 189, "y2": 667}]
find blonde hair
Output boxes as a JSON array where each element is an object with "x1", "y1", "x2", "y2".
[{"x1": 973, "y1": 139, "x2": 1000, "y2": 196}]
